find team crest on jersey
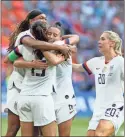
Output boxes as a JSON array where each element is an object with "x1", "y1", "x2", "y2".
[{"x1": 102, "y1": 66, "x2": 107, "y2": 72}]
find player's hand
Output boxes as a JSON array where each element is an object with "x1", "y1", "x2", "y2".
[
  {"x1": 59, "y1": 44, "x2": 71, "y2": 58},
  {"x1": 32, "y1": 60, "x2": 48, "y2": 69}
]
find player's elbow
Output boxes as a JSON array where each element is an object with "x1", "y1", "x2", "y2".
[
  {"x1": 74, "y1": 35, "x2": 80, "y2": 44},
  {"x1": 13, "y1": 61, "x2": 19, "y2": 68}
]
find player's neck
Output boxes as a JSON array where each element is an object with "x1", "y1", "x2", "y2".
[{"x1": 104, "y1": 51, "x2": 117, "y2": 64}]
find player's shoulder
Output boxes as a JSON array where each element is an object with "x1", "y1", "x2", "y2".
[
  {"x1": 88, "y1": 56, "x2": 104, "y2": 62},
  {"x1": 116, "y1": 55, "x2": 124, "y2": 60},
  {"x1": 115, "y1": 55, "x2": 124, "y2": 63},
  {"x1": 116, "y1": 56, "x2": 124, "y2": 66},
  {"x1": 18, "y1": 29, "x2": 32, "y2": 38}
]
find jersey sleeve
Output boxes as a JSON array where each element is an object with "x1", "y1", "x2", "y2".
[
  {"x1": 82, "y1": 57, "x2": 97, "y2": 75},
  {"x1": 17, "y1": 45, "x2": 24, "y2": 55},
  {"x1": 14, "y1": 30, "x2": 34, "y2": 47}
]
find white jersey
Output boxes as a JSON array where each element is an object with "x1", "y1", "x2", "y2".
[
  {"x1": 17, "y1": 44, "x2": 56, "y2": 96},
  {"x1": 8, "y1": 30, "x2": 33, "y2": 89},
  {"x1": 52, "y1": 40, "x2": 75, "y2": 104},
  {"x1": 82, "y1": 56, "x2": 124, "y2": 113}
]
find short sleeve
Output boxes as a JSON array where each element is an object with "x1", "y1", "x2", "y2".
[
  {"x1": 16, "y1": 45, "x2": 24, "y2": 55},
  {"x1": 82, "y1": 57, "x2": 97, "y2": 75}
]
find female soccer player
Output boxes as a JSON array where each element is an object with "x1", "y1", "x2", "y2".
[
  {"x1": 4, "y1": 9, "x2": 69, "y2": 137},
  {"x1": 46, "y1": 22, "x2": 79, "y2": 136},
  {"x1": 14, "y1": 21, "x2": 66, "y2": 137},
  {"x1": 9, "y1": 22, "x2": 79, "y2": 136},
  {"x1": 72, "y1": 31, "x2": 124, "y2": 136}
]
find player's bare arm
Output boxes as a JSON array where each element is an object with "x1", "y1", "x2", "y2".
[
  {"x1": 62, "y1": 34, "x2": 79, "y2": 45},
  {"x1": 4, "y1": 48, "x2": 48, "y2": 69},
  {"x1": 68, "y1": 45, "x2": 77, "y2": 53},
  {"x1": 43, "y1": 51, "x2": 65, "y2": 65},
  {"x1": 21, "y1": 36, "x2": 70, "y2": 55},
  {"x1": 72, "y1": 63, "x2": 84, "y2": 72},
  {"x1": 4, "y1": 55, "x2": 13, "y2": 64},
  {"x1": 14, "y1": 57, "x2": 48, "y2": 69}
]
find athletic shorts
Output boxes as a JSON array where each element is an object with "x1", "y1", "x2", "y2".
[
  {"x1": 17, "y1": 95, "x2": 56, "y2": 126},
  {"x1": 55, "y1": 98, "x2": 77, "y2": 124},
  {"x1": 88, "y1": 101, "x2": 124, "y2": 135},
  {"x1": 5, "y1": 84, "x2": 20, "y2": 115}
]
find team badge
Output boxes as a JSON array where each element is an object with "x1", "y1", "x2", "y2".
[{"x1": 102, "y1": 66, "x2": 107, "y2": 72}]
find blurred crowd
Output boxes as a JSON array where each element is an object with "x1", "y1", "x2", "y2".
[{"x1": 1, "y1": 1, "x2": 124, "y2": 94}]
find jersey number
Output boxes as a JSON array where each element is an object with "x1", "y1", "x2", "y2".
[
  {"x1": 105, "y1": 108, "x2": 116, "y2": 117},
  {"x1": 31, "y1": 68, "x2": 45, "y2": 77},
  {"x1": 98, "y1": 74, "x2": 105, "y2": 84}
]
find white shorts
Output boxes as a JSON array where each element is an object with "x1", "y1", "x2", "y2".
[
  {"x1": 17, "y1": 95, "x2": 56, "y2": 126},
  {"x1": 5, "y1": 84, "x2": 20, "y2": 115},
  {"x1": 88, "y1": 102, "x2": 124, "y2": 135},
  {"x1": 55, "y1": 98, "x2": 77, "y2": 124}
]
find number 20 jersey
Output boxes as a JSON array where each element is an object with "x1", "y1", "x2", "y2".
[
  {"x1": 17, "y1": 45, "x2": 56, "y2": 96},
  {"x1": 82, "y1": 56, "x2": 124, "y2": 112}
]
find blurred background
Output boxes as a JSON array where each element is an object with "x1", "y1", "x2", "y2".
[{"x1": 1, "y1": 0, "x2": 124, "y2": 136}]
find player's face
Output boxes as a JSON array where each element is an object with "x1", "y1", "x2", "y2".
[
  {"x1": 30, "y1": 14, "x2": 47, "y2": 25},
  {"x1": 46, "y1": 27, "x2": 61, "y2": 42},
  {"x1": 98, "y1": 33, "x2": 113, "y2": 54}
]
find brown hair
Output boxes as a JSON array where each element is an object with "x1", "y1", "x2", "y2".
[{"x1": 8, "y1": 9, "x2": 43, "y2": 52}]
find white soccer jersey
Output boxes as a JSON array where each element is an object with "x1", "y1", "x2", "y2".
[
  {"x1": 16, "y1": 44, "x2": 56, "y2": 96},
  {"x1": 8, "y1": 30, "x2": 33, "y2": 89},
  {"x1": 82, "y1": 56, "x2": 124, "y2": 114},
  {"x1": 52, "y1": 40, "x2": 75, "y2": 104}
]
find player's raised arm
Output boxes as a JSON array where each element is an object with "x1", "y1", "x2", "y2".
[
  {"x1": 72, "y1": 63, "x2": 84, "y2": 72},
  {"x1": 62, "y1": 34, "x2": 79, "y2": 45},
  {"x1": 68, "y1": 45, "x2": 77, "y2": 53},
  {"x1": 43, "y1": 51, "x2": 65, "y2": 66},
  {"x1": 21, "y1": 36, "x2": 70, "y2": 54}
]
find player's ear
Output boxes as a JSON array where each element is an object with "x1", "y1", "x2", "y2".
[{"x1": 110, "y1": 40, "x2": 115, "y2": 48}]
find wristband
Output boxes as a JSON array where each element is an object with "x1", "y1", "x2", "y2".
[{"x1": 65, "y1": 38, "x2": 70, "y2": 44}]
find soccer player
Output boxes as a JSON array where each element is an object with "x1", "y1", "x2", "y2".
[
  {"x1": 9, "y1": 22, "x2": 79, "y2": 136},
  {"x1": 4, "y1": 9, "x2": 69, "y2": 137},
  {"x1": 72, "y1": 31, "x2": 124, "y2": 136},
  {"x1": 46, "y1": 22, "x2": 79, "y2": 136},
  {"x1": 14, "y1": 21, "x2": 66, "y2": 137}
]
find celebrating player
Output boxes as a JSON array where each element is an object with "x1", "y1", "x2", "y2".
[
  {"x1": 4, "y1": 9, "x2": 69, "y2": 137},
  {"x1": 14, "y1": 21, "x2": 67, "y2": 137},
  {"x1": 46, "y1": 22, "x2": 79, "y2": 136},
  {"x1": 72, "y1": 31, "x2": 124, "y2": 136}
]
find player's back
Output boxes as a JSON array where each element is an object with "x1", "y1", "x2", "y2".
[{"x1": 17, "y1": 45, "x2": 56, "y2": 96}]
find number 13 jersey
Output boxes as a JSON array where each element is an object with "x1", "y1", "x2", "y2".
[
  {"x1": 17, "y1": 45, "x2": 56, "y2": 96},
  {"x1": 82, "y1": 56, "x2": 124, "y2": 113}
]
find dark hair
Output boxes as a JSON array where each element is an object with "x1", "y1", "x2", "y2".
[
  {"x1": 8, "y1": 9, "x2": 43, "y2": 52},
  {"x1": 30, "y1": 21, "x2": 48, "y2": 60},
  {"x1": 48, "y1": 21, "x2": 63, "y2": 35}
]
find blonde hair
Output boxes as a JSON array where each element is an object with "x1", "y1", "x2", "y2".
[{"x1": 104, "y1": 31, "x2": 122, "y2": 56}]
